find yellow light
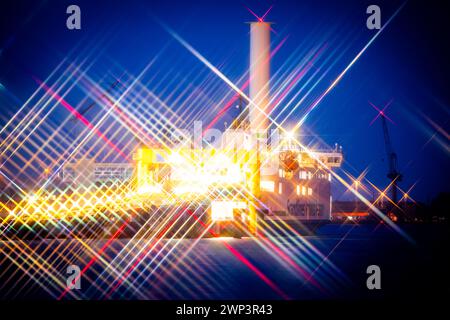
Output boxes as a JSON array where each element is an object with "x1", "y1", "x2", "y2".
[
  {"x1": 168, "y1": 152, "x2": 184, "y2": 164},
  {"x1": 173, "y1": 183, "x2": 207, "y2": 195},
  {"x1": 285, "y1": 130, "x2": 295, "y2": 140},
  {"x1": 28, "y1": 195, "x2": 39, "y2": 204},
  {"x1": 137, "y1": 184, "x2": 162, "y2": 194},
  {"x1": 211, "y1": 201, "x2": 246, "y2": 221}
]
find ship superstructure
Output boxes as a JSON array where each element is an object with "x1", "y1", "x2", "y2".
[{"x1": 131, "y1": 21, "x2": 343, "y2": 235}]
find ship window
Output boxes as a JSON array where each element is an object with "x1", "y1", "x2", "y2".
[
  {"x1": 300, "y1": 171, "x2": 307, "y2": 180},
  {"x1": 260, "y1": 180, "x2": 275, "y2": 192},
  {"x1": 308, "y1": 187, "x2": 313, "y2": 196},
  {"x1": 278, "y1": 182, "x2": 282, "y2": 194},
  {"x1": 301, "y1": 186, "x2": 306, "y2": 196},
  {"x1": 296, "y1": 185, "x2": 300, "y2": 196}
]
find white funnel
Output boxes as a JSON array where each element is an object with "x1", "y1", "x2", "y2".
[{"x1": 249, "y1": 22, "x2": 271, "y2": 137}]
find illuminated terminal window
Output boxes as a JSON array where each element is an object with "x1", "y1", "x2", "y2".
[
  {"x1": 296, "y1": 185, "x2": 300, "y2": 196},
  {"x1": 301, "y1": 185, "x2": 306, "y2": 196},
  {"x1": 308, "y1": 187, "x2": 313, "y2": 196},
  {"x1": 300, "y1": 171, "x2": 307, "y2": 180},
  {"x1": 317, "y1": 173, "x2": 327, "y2": 179},
  {"x1": 260, "y1": 180, "x2": 275, "y2": 192},
  {"x1": 278, "y1": 182, "x2": 283, "y2": 194}
]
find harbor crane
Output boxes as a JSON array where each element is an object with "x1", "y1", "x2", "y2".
[{"x1": 380, "y1": 111, "x2": 402, "y2": 204}]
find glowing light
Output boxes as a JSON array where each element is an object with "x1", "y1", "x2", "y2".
[
  {"x1": 137, "y1": 184, "x2": 162, "y2": 194},
  {"x1": 369, "y1": 100, "x2": 395, "y2": 125},
  {"x1": 211, "y1": 201, "x2": 246, "y2": 222},
  {"x1": 173, "y1": 183, "x2": 208, "y2": 195},
  {"x1": 28, "y1": 194, "x2": 39, "y2": 204},
  {"x1": 209, "y1": 236, "x2": 235, "y2": 241},
  {"x1": 261, "y1": 180, "x2": 275, "y2": 192},
  {"x1": 388, "y1": 212, "x2": 398, "y2": 222},
  {"x1": 285, "y1": 130, "x2": 295, "y2": 141}
]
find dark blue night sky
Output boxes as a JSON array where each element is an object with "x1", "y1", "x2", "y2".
[{"x1": 0, "y1": 0, "x2": 448, "y2": 202}]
